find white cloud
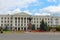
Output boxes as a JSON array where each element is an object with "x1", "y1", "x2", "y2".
[
  {"x1": 40, "y1": 5, "x2": 60, "y2": 14},
  {"x1": 5, "y1": 8, "x2": 32, "y2": 15},
  {"x1": 47, "y1": 0, "x2": 57, "y2": 2},
  {"x1": 35, "y1": 13, "x2": 50, "y2": 16},
  {"x1": 23, "y1": 10, "x2": 32, "y2": 15},
  {"x1": 0, "y1": 0, "x2": 37, "y2": 14}
]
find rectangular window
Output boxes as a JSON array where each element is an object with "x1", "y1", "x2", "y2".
[
  {"x1": 11, "y1": 24, "x2": 12, "y2": 26},
  {"x1": 15, "y1": 24, "x2": 17, "y2": 26},
  {"x1": 45, "y1": 18, "x2": 47, "y2": 20},
  {"x1": 15, "y1": 21, "x2": 17, "y2": 23},
  {"x1": 34, "y1": 21, "x2": 35, "y2": 23},
  {"x1": 18, "y1": 24, "x2": 20, "y2": 26},
  {"x1": 11, "y1": 17, "x2": 12, "y2": 19},
  {"x1": 11, "y1": 21, "x2": 12, "y2": 23},
  {"x1": 37, "y1": 21, "x2": 38, "y2": 23},
  {"x1": 5, "y1": 17, "x2": 6, "y2": 19},
  {"x1": 34, "y1": 18, "x2": 35, "y2": 20},
  {"x1": 18, "y1": 21, "x2": 20, "y2": 23},
  {"x1": 37, "y1": 18, "x2": 38, "y2": 20},
  {"x1": 8, "y1": 17, "x2": 9, "y2": 19},
  {"x1": 1, "y1": 17, "x2": 3, "y2": 19},
  {"x1": 1, "y1": 24, "x2": 3, "y2": 26},
  {"x1": 5, "y1": 21, "x2": 6, "y2": 23},
  {"x1": 1, "y1": 21, "x2": 3, "y2": 23},
  {"x1": 8, "y1": 21, "x2": 9, "y2": 23},
  {"x1": 4, "y1": 24, "x2": 6, "y2": 26},
  {"x1": 21, "y1": 24, "x2": 23, "y2": 26},
  {"x1": 24, "y1": 24, "x2": 26, "y2": 26}
]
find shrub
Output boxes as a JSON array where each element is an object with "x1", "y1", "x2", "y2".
[{"x1": 55, "y1": 26, "x2": 60, "y2": 31}]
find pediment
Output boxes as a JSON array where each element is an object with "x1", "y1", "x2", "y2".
[{"x1": 13, "y1": 12, "x2": 31, "y2": 16}]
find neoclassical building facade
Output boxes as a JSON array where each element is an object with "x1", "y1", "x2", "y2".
[{"x1": 0, "y1": 12, "x2": 60, "y2": 31}]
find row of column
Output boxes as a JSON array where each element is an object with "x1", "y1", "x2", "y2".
[
  {"x1": 12, "y1": 27, "x2": 28, "y2": 31},
  {"x1": 13, "y1": 17, "x2": 28, "y2": 26}
]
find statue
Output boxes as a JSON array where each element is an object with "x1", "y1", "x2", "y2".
[{"x1": 28, "y1": 16, "x2": 32, "y2": 32}]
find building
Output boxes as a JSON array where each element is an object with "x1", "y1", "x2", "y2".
[{"x1": 0, "y1": 12, "x2": 60, "y2": 31}]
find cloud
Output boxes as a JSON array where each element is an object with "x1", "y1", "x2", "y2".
[
  {"x1": 35, "y1": 13, "x2": 51, "y2": 16},
  {"x1": 0, "y1": 0, "x2": 38, "y2": 14},
  {"x1": 6, "y1": 8, "x2": 32, "y2": 15},
  {"x1": 23, "y1": 10, "x2": 32, "y2": 15},
  {"x1": 40, "y1": 5, "x2": 60, "y2": 14},
  {"x1": 47, "y1": 0, "x2": 57, "y2": 2}
]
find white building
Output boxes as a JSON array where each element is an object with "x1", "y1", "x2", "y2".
[{"x1": 0, "y1": 12, "x2": 60, "y2": 31}]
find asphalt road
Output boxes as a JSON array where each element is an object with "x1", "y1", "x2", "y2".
[{"x1": 0, "y1": 32, "x2": 60, "y2": 40}]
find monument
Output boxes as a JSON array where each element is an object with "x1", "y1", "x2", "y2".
[{"x1": 28, "y1": 16, "x2": 32, "y2": 32}]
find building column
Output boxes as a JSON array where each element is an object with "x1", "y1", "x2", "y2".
[
  {"x1": 23, "y1": 27, "x2": 24, "y2": 30},
  {"x1": 23, "y1": 17, "x2": 24, "y2": 26},
  {"x1": 13, "y1": 17, "x2": 15, "y2": 26},
  {"x1": 20, "y1": 17, "x2": 21, "y2": 26},
  {"x1": 26, "y1": 27, "x2": 27, "y2": 31},
  {"x1": 17, "y1": 27, "x2": 18, "y2": 31},
  {"x1": 20, "y1": 27, "x2": 21, "y2": 30},
  {"x1": 26, "y1": 17, "x2": 27, "y2": 26},
  {"x1": 17, "y1": 17, "x2": 18, "y2": 27}
]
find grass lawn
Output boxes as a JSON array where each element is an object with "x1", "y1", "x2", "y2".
[{"x1": 3, "y1": 31, "x2": 25, "y2": 34}]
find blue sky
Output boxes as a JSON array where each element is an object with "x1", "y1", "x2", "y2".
[{"x1": 0, "y1": 0, "x2": 60, "y2": 16}]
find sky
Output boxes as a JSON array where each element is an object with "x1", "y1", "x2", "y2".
[{"x1": 0, "y1": 0, "x2": 60, "y2": 16}]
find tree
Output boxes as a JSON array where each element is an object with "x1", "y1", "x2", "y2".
[
  {"x1": 40, "y1": 19, "x2": 45, "y2": 31},
  {"x1": 44, "y1": 22, "x2": 48, "y2": 31},
  {"x1": 4, "y1": 26, "x2": 8, "y2": 31},
  {"x1": 40, "y1": 19, "x2": 48, "y2": 31},
  {"x1": 32, "y1": 24, "x2": 35, "y2": 30}
]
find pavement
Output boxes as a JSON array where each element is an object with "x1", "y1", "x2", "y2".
[{"x1": 0, "y1": 32, "x2": 60, "y2": 40}]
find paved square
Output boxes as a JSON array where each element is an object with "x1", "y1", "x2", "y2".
[{"x1": 0, "y1": 32, "x2": 60, "y2": 40}]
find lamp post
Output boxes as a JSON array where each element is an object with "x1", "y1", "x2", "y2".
[{"x1": 28, "y1": 16, "x2": 32, "y2": 32}]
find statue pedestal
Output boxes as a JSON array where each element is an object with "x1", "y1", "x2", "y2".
[{"x1": 28, "y1": 23, "x2": 32, "y2": 32}]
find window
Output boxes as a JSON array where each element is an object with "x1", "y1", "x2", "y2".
[
  {"x1": 40, "y1": 18, "x2": 41, "y2": 20},
  {"x1": 5, "y1": 17, "x2": 6, "y2": 19},
  {"x1": 48, "y1": 18, "x2": 49, "y2": 20},
  {"x1": 48, "y1": 22, "x2": 49, "y2": 23},
  {"x1": 1, "y1": 24, "x2": 3, "y2": 26},
  {"x1": 8, "y1": 17, "x2": 9, "y2": 19},
  {"x1": 5, "y1": 21, "x2": 6, "y2": 23},
  {"x1": 4, "y1": 24, "x2": 6, "y2": 26},
  {"x1": 24, "y1": 18, "x2": 26, "y2": 20},
  {"x1": 11, "y1": 21, "x2": 12, "y2": 23},
  {"x1": 15, "y1": 21, "x2": 17, "y2": 23},
  {"x1": 21, "y1": 24, "x2": 23, "y2": 26},
  {"x1": 24, "y1": 24, "x2": 26, "y2": 26},
  {"x1": 7, "y1": 24, "x2": 9, "y2": 26},
  {"x1": 18, "y1": 24, "x2": 20, "y2": 26},
  {"x1": 11, "y1": 24, "x2": 12, "y2": 26},
  {"x1": 37, "y1": 21, "x2": 38, "y2": 23},
  {"x1": 37, "y1": 25, "x2": 38, "y2": 27},
  {"x1": 34, "y1": 18, "x2": 35, "y2": 20},
  {"x1": 34, "y1": 21, "x2": 35, "y2": 23},
  {"x1": 45, "y1": 18, "x2": 47, "y2": 20},
  {"x1": 15, "y1": 17, "x2": 17, "y2": 20},
  {"x1": 24, "y1": 21, "x2": 26, "y2": 23},
  {"x1": 37, "y1": 18, "x2": 38, "y2": 20},
  {"x1": 18, "y1": 21, "x2": 20, "y2": 23},
  {"x1": 1, "y1": 17, "x2": 3, "y2": 19},
  {"x1": 8, "y1": 21, "x2": 9, "y2": 23},
  {"x1": 18, "y1": 17, "x2": 20, "y2": 20},
  {"x1": 15, "y1": 17, "x2": 17, "y2": 19},
  {"x1": 11, "y1": 17, "x2": 12, "y2": 19},
  {"x1": 15, "y1": 24, "x2": 17, "y2": 26},
  {"x1": 1, "y1": 21, "x2": 3, "y2": 23}
]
